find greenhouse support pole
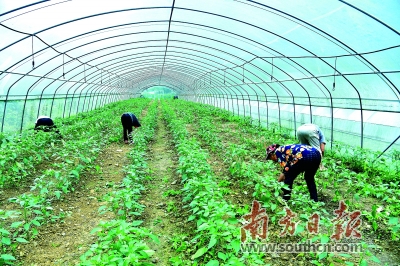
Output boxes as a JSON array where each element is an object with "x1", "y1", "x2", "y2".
[
  {"x1": 217, "y1": 78, "x2": 231, "y2": 113},
  {"x1": 226, "y1": 94, "x2": 230, "y2": 113},
  {"x1": 308, "y1": 95, "x2": 313, "y2": 124},
  {"x1": 203, "y1": 87, "x2": 212, "y2": 106},
  {"x1": 236, "y1": 95, "x2": 240, "y2": 116},
  {"x1": 360, "y1": 99, "x2": 364, "y2": 148},
  {"x1": 101, "y1": 87, "x2": 110, "y2": 106},
  {"x1": 210, "y1": 87, "x2": 220, "y2": 108},
  {"x1": 256, "y1": 94, "x2": 260, "y2": 127},
  {"x1": 97, "y1": 83, "x2": 112, "y2": 109},
  {"x1": 61, "y1": 94, "x2": 69, "y2": 119},
  {"x1": 37, "y1": 85, "x2": 51, "y2": 117},
  {"x1": 49, "y1": 88, "x2": 61, "y2": 119},
  {"x1": 223, "y1": 93, "x2": 226, "y2": 110},
  {"x1": 213, "y1": 93, "x2": 216, "y2": 107},
  {"x1": 67, "y1": 94, "x2": 76, "y2": 117},
  {"x1": 19, "y1": 89, "x2": 32, "y2": 132},
  {"x1": 103, "y1": 93, "x2": 109, "y2": 107},
  {"x1": 70, "y1": 85, "x2": 87, "y2": 117},
  {"x1": 266, "y1": 95, "x2": 269, "y2": 127},
  {"x1": 292, "y1": 96, "x2": 296, "y2": 138},
  {"x1": 87, "y1": 90, "x2": 97, "y2": 111},
  {"x1": 330, "y1": 96, "x2": 334, "y2": 150},
  {"x1": 230, "y1": 88, "x2": 240, "y2": 117},
  {"x1": 76, "y1": 79, "x2": 99, "y2": 115},
  {"x1": 373, "y1": 134, "x2": 400, "y2": 163},
  {"x1": 92, "y1": 86, "x2": 103, "y2": 110},
  {"x1": 259, "y1": 90, "x2": 269, "y2": 128},
  {"x1": 277, "y1": 96, "x2": 282, "y2": 130},
  {"x1": 62, "y1": 82, "x2": 77, "y2": 119},
  {"x1": 242, "y1": 93, "x2": 246, "y2": 117},
  {"x1": 247, "y1": 93, "x2": 252, "y2": 124}
]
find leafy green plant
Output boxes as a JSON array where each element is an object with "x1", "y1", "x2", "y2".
[{"x1": 163, "y1": 189, "x2": 181, "y2": 197}]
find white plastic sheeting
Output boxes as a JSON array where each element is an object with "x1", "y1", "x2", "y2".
[{"x1": 0, "y1": 0, "x2": 399, "y2": 152}]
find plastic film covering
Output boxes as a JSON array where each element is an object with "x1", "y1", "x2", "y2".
[{"x1": 0, "y1": 0, "x2": 399, "y2": 152}]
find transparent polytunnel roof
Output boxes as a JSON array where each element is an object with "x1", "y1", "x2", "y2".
[{"x1": 0, "y1": 0, "x2": 399, "y2": 140}]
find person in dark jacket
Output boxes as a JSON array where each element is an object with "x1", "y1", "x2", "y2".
[
  {"x1": 266, "y1": 144, "x2": 321, "y2": 202},
  {"x1": 34, "y1": 116, "x2": 61, "y2": 137},
  {"x1": 121, "y1": 112, "x2": 141, "y2": 144}
]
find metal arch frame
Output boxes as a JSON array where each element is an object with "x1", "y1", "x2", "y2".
[
  {"x1": 174, "y1": 21, "x2": 335, "y2": 134},
  {"x1": 210, "y1": 67, "x2": 293, "y2": 128},
  {"x1": 208, "y1": 71, "x2": 237, "y2": 112},
  {"x1": 235, "y1": 2, "x2": 400, "y2": 96},
  {"x1": 194, "y1": 68, "x2": 246, "y2": 117},
  {"x1": 25, "y1": 34, "x2": 262, "y2": 123},
  {"x1": 175, "y1": 6, "x2": 399, "y2": 147},
  {"x1": 0, "y1": 21, "x2": 338, "y2": 133},
  {"x1": 59, "y1": 33, "x2": 284, "y2": 122},
  {"x1": 1, "y1": 17, "x2": 333, "y2": 132},
  {"x1": 243, "y1": 1, "x2": 400, "y2": 146},
  {"x1": 0, "y1": 4, "x2": 397, "y2": 147},
  {"x1": 0, "y1": 18, "x2": 396, "y2": 99},
  {"x1": 194, "y1": 60, "x2": 284, "y2": 125}
]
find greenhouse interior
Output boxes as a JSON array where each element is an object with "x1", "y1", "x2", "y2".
[{"x1": 0, "y1": 1, "x2": 399, "y2": 265}]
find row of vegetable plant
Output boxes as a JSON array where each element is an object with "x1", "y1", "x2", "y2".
[
  {"x1": 162, "y1": 101, "x2": 266, "y2": 265},
  {"x1": 79, "y1": 100, "x2": 160, "y2": 265},
  {"x1": 167, "y1": 99, "x2": 392, "y2": 265},
  {"x1": 0, "y1": 99, "x2": 150, "y2": 265}
]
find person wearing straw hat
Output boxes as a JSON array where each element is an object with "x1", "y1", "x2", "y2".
[
  {"x1": 121, "y1": 112, "x2": 141, "y2": 144},
  {"x1": 266, "y1": 144, "x2": 321, "y2": 202}
]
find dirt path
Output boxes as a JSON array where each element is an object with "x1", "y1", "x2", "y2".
[
  {"x1": 18, "y1": 142, "x2": 132, "y2": 265},
  {"x1": 186, "y1": 123, "x2": 255, "y2": 210},
  {"x1": 140, "y1": 108, "x2": 187, "y2": 265}
]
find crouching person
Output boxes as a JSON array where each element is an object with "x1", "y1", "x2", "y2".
[
  {"x1": 121, "y1": 112, "x2": 141, "y2": 144},
  {"x1": 266, "y1": 144, "x2": 321, "y2": 202},
  {"x1": 35, "y1": 115, "x2": 62, "y2": 138}
]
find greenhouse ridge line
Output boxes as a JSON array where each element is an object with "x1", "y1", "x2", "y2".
[{"x1": 158, "y1": 0, "x2": 176, "y2": 85}]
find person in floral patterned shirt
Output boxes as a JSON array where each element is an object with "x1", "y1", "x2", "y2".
[{"x1": 266, "y1": 144, "x2": 321, "y2": 202}]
